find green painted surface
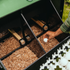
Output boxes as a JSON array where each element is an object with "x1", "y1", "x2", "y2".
[{"x1": 0, "y1": 0, "x2": 39, "y2": 18}]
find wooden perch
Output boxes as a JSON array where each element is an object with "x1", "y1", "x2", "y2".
[
  {"x1": 31, "y1": 18, "x2": 48, "y2": 30},
  {"x1": 8, "y1": 29, "x2": 25, "y2": 45}
]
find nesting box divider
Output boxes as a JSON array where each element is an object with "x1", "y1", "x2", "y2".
[
  {"x1": 0, "y1": 45, "x2": 22, "y2": 61},
  {"x1": 0, "y1": 32, "x2": 11, "y2": 42},
  {"x1": 0, "y1": 60, "x2": 6, "y2": 70},
  {"x1": 21, "y1": 13, "x2": 46, "y2": 53}
]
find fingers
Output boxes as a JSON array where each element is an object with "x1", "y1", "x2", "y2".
[
  {"x1": 43, "y1": 31, "x2": 50, "y2": 39},
  {"x1": 43, "y1": 31, "x2": 55, "y2": 42},
  {"x1": 43, "y1": 33, "x2": 47, "y2": 39},
  {"x1": 48, "y1": 36, "x2": 52, "y2": 42}
]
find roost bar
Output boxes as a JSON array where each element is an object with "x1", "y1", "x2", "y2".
[{"x1": 0, "y1": 0, "x2": 67, "y2": 70}]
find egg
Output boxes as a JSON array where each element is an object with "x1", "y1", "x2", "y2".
[
  {"x1": 40, "y1": 64, "x2": 45, "y2": 70},
  {"x1": 40, "y1": 65, "x2": 44, "y2": 70},
  {"x1": 49, "y1": 68, "x2": 52, "y2": 70},
  {"x1": 68, "y1": 49, "x2": 70, "y2": 53},
  {"x1": 43, "y1": 38, "x2": 48, "y2": 42},
  {"x1": 67, "y1": 39, "x2": 70, "y2": 44},
  {"x1": 44, "y1": 63, "x2": 49, "y2": 69},
  {"x1": 54, "y1": 62, "x2": 61, "y2": 68},
  {"x1": 64, "y1": 52, "x2": 70, "y2": 60},
  {"x1": 57, "y1": 48, "x2": 62, "y2": 54},
  {"x1": 66, "y1": 62, "x2": 70, "y2": 70},
  {"x1": 52, "y1": 52, "x2": 57, "y2": 59},
  {"x1": 52, "y1": 60, "x2": 56, "y2": 64},
  {"x1": 47, "y1": 57, "x2": 51, "y2": 63},
  {"x1": 62, "y1": 43, "x2": 66, "y2": 49},
  {"x1": 65, "y1": 43, "x2": 70, "y2": 48},
  {"x1": 59, "y1": 57, "x2": 68, "y2": 66},
  {"x1": 52, "y1": 54, "x2": 56, "y2": 59},
  {"x1": 49, "y1": 64, "x2": 56, "y2": 70},
  {"x1": 61, "y1": 49, "x2": 67, "y2": 53},
  {"x1": 62, "y1": 67, "x2": 66, "y2": 70}
]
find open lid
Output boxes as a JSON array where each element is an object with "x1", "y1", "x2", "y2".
[{"x1": 0, "y1": 0, "x2": 39, "y2": 18}]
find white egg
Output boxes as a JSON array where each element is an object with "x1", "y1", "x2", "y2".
[
  {"x1": 62, "y1": 43, "x2": 70, "y2": 49},
  {"x1": 59, "y1": 57, "x2": 68, "y2": 66},
  {"x1": 61, "y1": 49, "x2": 67, "y2": 53},
  {"x1": 52, "y1": 52, "x2": 58, "y2": 59},
  {"x1": 62, "y1": 67, "x2": 66, "y2": 70},
  {"x1": 57, "y1": 48, "x2": 62, "y2": 54},
  {"x1": 67, "y1": 39, "x2": 70, "y2": 45},
  {"x1": 62, "y1": 45, "x2": 65, "y2": 50},
  {"x1": 44, "y1": 63, "x2": 49, "y2": 69},
  {"x1": 66, "y1": 62, "x2": 70, "y2": 70},
  {"x1": 53, "y1": 61, "x2": 63, "y2": 69},
  {"x1": 47, "y1": 58, "x2": 51, "y2": 63},
  {"x1": 57, "y1": 54, "x2": 62, "y2": 58},
  {"x1": 52, "y1": 60, "x2": 56, "y2": 64},
  {"x1": 49, "y1": 64, "x2": 56, "y2": 70},
  {"x1": 64, "y1": 52, "x2": 70, "y2": 60},
  {"x1": 43, "y1": 38, "x2": 48, "y2": 42},
  {"x1": 58, "y1": 65, "x2": 62, "y2": 69},
  {"x1": 65, "y1": 43, "x2": 70, "y2": 48},
  {"x1": 44, "y1": 62, "x2": 47, "y2": 66},
  {"x1": 68, "y1": 49, "x2": 70, "y2": 53},
  {"x1": 49, "y1": 68, "x2": 52, "y2": 70},
  {"x1": 40, "y1": 65, "x2": 44, "y2": 70},
  {"x1": 42, "y1": 64, "x2": 45, "y2": 67}
]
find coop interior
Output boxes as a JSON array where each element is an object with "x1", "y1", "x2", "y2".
[{"x1": 0, "y1": 0, "x2": 69, "y2": 70}]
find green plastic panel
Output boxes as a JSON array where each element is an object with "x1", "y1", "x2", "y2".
[{"x1": 0, "y1": 0, "x2": 39, "y2": 18}]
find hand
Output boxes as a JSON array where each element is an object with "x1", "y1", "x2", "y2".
[
  {"x1": 43, "y1": 31, "x2": 56, "y2": 42},
  {"x1": 43, "y1": 28, "x2": 63, "y2": 42}
]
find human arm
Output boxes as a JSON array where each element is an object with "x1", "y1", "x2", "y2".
[
  {"x1": 43, "y1": 12, "x2": 70, "y2": 41},
  {"x1": 43, "y1": 28, "x2": 63, "y2": 41}
]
